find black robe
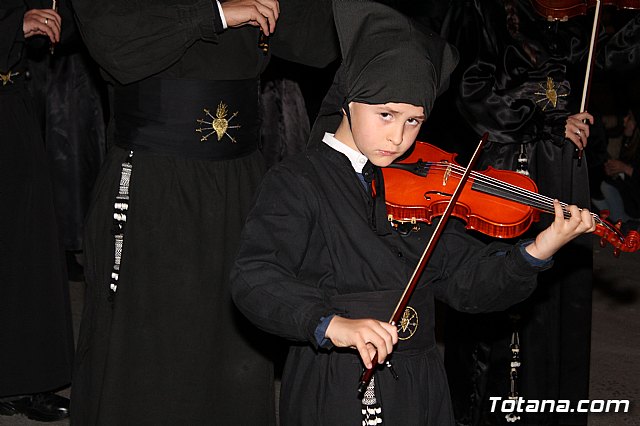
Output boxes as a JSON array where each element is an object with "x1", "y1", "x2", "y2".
[
  {"x1": 231, "y1": 140, "x2": 549, "y2": 425},
  {"x1": 0, "y1": 0, "x2": 74, "y2": 397},
  {"x1": 70, "y1": 0, "x2": 337, "y2": 424},
  {"x1": 26, "y1": 20, "x2": 107, "y2": 252},
  {"x1": 434, "y1": 1, "x2": 633, "y2": 424}
]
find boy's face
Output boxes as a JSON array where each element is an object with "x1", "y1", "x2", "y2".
[{"x1": 347, "y1": 102, "x2": 425, "y2": 167}]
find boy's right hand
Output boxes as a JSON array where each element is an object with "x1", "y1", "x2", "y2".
[{"x1": 325, "y1": 316, "x2": 398, "y2": 369}]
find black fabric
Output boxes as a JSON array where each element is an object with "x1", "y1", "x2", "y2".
[
  {"x1": 231, "y1": 140, "x2": 548, "y2": 425},
  {"x1": 0, "y1": 1, "x2": 74, "y2": 395},
  {"x1": 21, "y1": 0, "x2": 106, "y2": 251},
  {"x1": 309, "y1": 0, "x2": 458, "y2": 137},
  {"x1": 47, "y1": 51, "x2": 106, "y2": 251},
  {"x1": 442, "y1": 0, "x2": 590, "y2": 151},
  {"x1": 308, "y1": 65, "x2": 348, "y2": 144},
  {"x1": 438, "y1": 2, "x2": 597, "y2": 425},
  {"x1": 72, "y1": 0, "x2": 338, "y2": 85},
  {"x1": 0, "y1": 0, "x2": 26, "y2": 73},
  {"x1": 603, "y1": 13, "x2": 640, "y2": 72},
  {"x1": 70, "y1": 0, "x2": 338, "y2": 424},
  {"x1": 23, "y1": 48, "x2": 107, "y2": 251},
  {"x1": 308, "y1": 0, "x2": 458, "y2": 144},
  {"x1": 113, "y1": 78, "x2": 260, "y2": 159},
  {"x1": 331, "y1": 287, "x2": 437, "y2": 352},
  {"x1": 333, "y1": 0, "x2": 458, "y2": 116},
  {"x1": 73, "y1": 147, "x2": 271, "y2": 425},
  {"x1": 259, "y1": 77, "x2": 311, "y2": 168}
]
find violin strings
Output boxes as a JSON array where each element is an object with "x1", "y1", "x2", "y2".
[
  {"x1": 419, "y1": 162, "x2": 620, "y2": 236},
  {"x1": 424, "y1": 162, "x2": 561, "y2": 212},
  {"x1": 438, "y1": 163, "x2": 622, "y2": 238}
]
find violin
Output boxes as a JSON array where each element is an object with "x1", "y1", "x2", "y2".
[
  {"x1": 531, "y1": 0, "x2": 640, "y2": 21},
  {"x1": 359, "y1": 136, "x2": 636, "y2": 395},
  {"x1": 382, "y1": 141, "x2": 640, "y2": 255}
]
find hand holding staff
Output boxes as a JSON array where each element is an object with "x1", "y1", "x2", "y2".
[{"x1": 22, "y1": 2, "x2": 61, "y2": 48}]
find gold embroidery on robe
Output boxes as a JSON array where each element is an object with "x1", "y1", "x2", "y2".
[
  {"x1": 534, "y1": 76, "x2": 568, "y2": 111},
  {"x1": 196, "y1": 102, "x2": 241, "y2": 143},
  {"x1": 397, "y1": 306, "x2": 419, "y2": 340},
  {"x1": 1, "y1": 70, "x2": 19, "y2": 86}
]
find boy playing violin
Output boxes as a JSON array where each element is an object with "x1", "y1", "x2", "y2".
[{"x1": 231, "y1": 0, "x2": 596, "y2": 424}]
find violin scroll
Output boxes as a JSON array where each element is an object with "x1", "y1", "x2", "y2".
[{"x1": 594, "y1": 210, "x2": 640, "y2": 255}]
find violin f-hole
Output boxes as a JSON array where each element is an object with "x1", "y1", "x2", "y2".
[{"x1": 423, "y1": 190, "x2": 453, "y2": 201}]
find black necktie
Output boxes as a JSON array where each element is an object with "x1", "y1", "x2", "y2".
[
  {"x1": 356, "y1": 172, "x2": 368, "y2": 191},
  {"x1": 361, "y1": 162, "x2": 391, "y2": 236}
]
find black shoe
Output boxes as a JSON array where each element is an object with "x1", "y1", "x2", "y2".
[{"x1": 1, "y1": 393, "x2": 69, "y2": 422}]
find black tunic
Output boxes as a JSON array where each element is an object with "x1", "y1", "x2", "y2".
[
  {"x1": 70, "y1": 1, "x2": 337, "y2": 424},
  {"x1": 436, "y1": 2, "x2": 604, "y2": 424},
  {"x1": 231, "y1": 140, "x2": 548, "y2": 425},
  {"x1": 27, "y1": 38, "x2": 107, "y2": 252},
  {"x1": 0, "y1": 0, "x2": 74, "y2": 397}
]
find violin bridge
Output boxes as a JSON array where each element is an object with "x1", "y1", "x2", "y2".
[{"x1": 443, "y1": 163, "x2": 451, "y2": 186}]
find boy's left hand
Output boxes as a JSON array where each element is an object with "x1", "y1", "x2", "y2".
[{"x1": 526, "y1": 200, "x2": 596, "y2": 260}]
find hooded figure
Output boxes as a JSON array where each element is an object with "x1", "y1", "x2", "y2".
[
  {"x1": 231, "y1": 0, "x2": 567, "y2": 422},
  {"x1": 309, "y1": 0, "x2": 458, "y2": 142}
]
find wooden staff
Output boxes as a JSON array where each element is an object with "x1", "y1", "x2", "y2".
[
  {"x1": 576, "y1": 0, "x2": 603, "y2": 166},
  {"x1": 50, "y1": 0, "x2": 57, "y2": 54}
]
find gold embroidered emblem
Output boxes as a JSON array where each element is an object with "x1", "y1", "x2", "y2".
[
  {"x1": 196, "y1": 102, "x2": 241, "y2": 143},
  {"x1": 397, "y1": 306, "x2": 419, "y2": 340},
  {"x1": 534, "y1": 77, "x2": 568, "y2": 111},
  {"x1": 0, "y1": 70, "x2": 19, "y2": 86}
]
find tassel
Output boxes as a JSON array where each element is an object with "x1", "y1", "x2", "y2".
[
  {"x1": 109, "y1": 150, "x2": 134, "y2": 299},
  {"x1": 515, "y1": 144, "x2": 530, "y2": 176},
  {"x1": 361, "y1": 376, "x2": 383, "y2": 425}
]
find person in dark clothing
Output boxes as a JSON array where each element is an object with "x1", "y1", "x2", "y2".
[
  {"x1": 70, "y1": 0, "x2": 337, "y2": 424},
  {"x1": 0, "y1": 0, "x2": 74, "y2": 422},
  {"x1": 24, "y1": 0, "x2": 107, "y2": 282},
  {"x1": 433, "y1": 2, "x2": 640, "y2": 425},
  {"x1": 593, "y1": 107, "x2": 640, "y2": 223},
  {"x1": 230, "y1": 1, "x2": 596, "y2": 424}
]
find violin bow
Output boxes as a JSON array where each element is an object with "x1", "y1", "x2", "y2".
[
  {"x1": 357, "y1": 133, "x2": 489, "y2": 395},
  {"x1": 50, "y1": 0, "x2": 57, "y2": 55},
  {"x1": 577, "y1": 0, "x2": 603, "y2": 166}
]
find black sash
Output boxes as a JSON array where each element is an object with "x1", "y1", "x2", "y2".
[
  {"x1": 329, "y1": 287, "x2": 435, "y2": 355},
  {"x1": 113, "y1": 78, "x2": 260, "y2": 160}
]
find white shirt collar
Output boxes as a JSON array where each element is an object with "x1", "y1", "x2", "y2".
[{"x1": 322, "y1": 132, "x2": 368, "y2": 173}]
